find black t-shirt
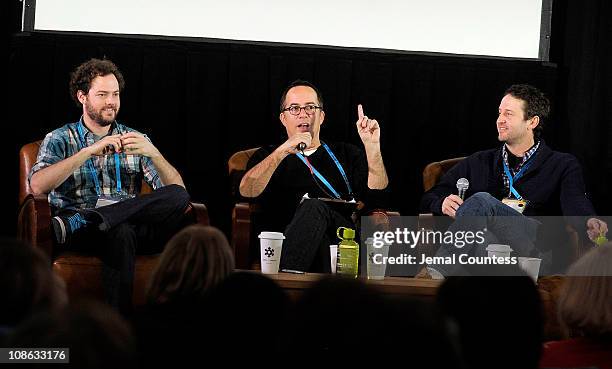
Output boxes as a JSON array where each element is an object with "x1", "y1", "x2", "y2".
[{"x1": 244, "y1": 142, "x2": 388, "y2": 231}]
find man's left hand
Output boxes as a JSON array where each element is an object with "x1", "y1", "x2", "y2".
[
  {"x1": 120, "y1": 132, "x2": 161, "y2": 158},
  {"x1": 356, "y1": 104, "x2": 380, "y2": 146},
  {"x1": 586, "y1": 217, "x2": 608, "y2": 243}
]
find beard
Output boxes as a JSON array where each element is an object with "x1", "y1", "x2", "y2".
[{"x1": 85, "y1": 101, "x2": 118, "y2": 127}]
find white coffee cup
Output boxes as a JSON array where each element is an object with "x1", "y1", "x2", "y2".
[
  {"x1": 517, "y1": 257, "x2": 542, "y2": 283},
  {"x1": 329, "y1": 245, "x2": 338, "y2": 274},
  {"x1": 258, "y1": 232, "x2": 285, "y2": 274},
  {"x1": 365, "y1": 237, "x2": 390, "y2": 280},
  {"x1": 486, "y1": 244, "x2": 513, "y2": 258}
]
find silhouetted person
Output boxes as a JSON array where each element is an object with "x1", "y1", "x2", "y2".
[
  {"x1": 6, "y1": 300, "x2": 136, "y2": 369},
  {"x1": 437, "y1": 271, "x2": 543, "y2": 369},
  {"x1": 0, "y1": 238, "x2": 67, "y2": 341},
  {"x1": 281, "y1": 276, "x2": 461, "y2": 368},
  {"x1": 540, "y1": 243, "x2": 612, "y2": 369},
  {"x1": 134, "y1": 225, "x2": 234, "y2": 367},
  {"x1": 204, "y1": 272, "x2": 290, "y2": 365}
]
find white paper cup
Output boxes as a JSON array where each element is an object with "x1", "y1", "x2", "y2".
[
  {"x1": 330, "y1": 245, "x2": 338, "y2": 274},
  {"x1": 486, "y1": 244, "x2": 513, "y2": 258},
  {"x1": 517, "y1": 257, "x2": 542, "y2": 283},
  {"x1": 258, "y1": 232, "x2": 285, "y2": 274},
  {"x1": 365, "y1": 238, "x2": 390, "y2": 280}
]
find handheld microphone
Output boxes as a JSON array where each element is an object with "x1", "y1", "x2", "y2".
[
  {"x1": 456, "y1": 178, "x2": 469, "y2": 200},
  {"x1": 297, "y1": 142, "x2": 307, "y2": 151}
]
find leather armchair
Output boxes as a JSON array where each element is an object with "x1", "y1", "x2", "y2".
[
  {"x1": 17, "y1": 141, "x2": 209, "y2": 308},
  {"x1": 228, "y1": 147, "x2": 260, "y2": 269},
  {"x1": 418, "y1": 157, "x2": 466, "y2": 232},
  {"x1": 228, "y1": 147, "x2": 399, "y2": 270}
]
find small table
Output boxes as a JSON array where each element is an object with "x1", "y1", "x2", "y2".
[{"x1": 259, "y1": 271, "x2": 442, "y2": 301}]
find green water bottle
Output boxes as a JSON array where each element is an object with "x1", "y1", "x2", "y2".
[{"x1": 336, "y1": 227, "x2": 359, "y2": 278}]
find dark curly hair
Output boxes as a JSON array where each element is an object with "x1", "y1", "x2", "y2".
[
  {"x1": 279, "y1": 79, "x2": 324, "y2": 112},
  {"x1": 504, "y1": 84, "x2": 550, "y2": 139},
  {"x1": 69, "y1": 58, "x2": 125, "y2": 107}
]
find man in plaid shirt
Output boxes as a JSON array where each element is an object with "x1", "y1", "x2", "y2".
[{"x1": 29, "y1": 58, "x2": 192, "y2": 313}]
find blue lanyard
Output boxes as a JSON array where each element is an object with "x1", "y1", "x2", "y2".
[
  {"x1": 295, "y1": 143, "x2": 353, "y2": 199},
  {"x1": 76, "y1": 119, "x2": 122, "y2": 196},
  {"x1": 322, "y1": 143, "x2": 353, "y2": 195},
  {"x1": 502, "y1": 154, "x2": 536, "y2": 200}
]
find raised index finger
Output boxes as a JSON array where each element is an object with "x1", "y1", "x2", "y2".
[{"x1": 358, "y1": 104, "x2": 364, "y2": 119}]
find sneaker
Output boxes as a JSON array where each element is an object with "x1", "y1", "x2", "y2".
[
  {"x1": 414, "y1": 266, "x2": 445, "y2": 280},
  {"x1": 427, "y1": 266, "x2": 446, "y2": 280},
  {"x1": 415, "y1": 267, "x2": 432, "y2": 279},
  {"x1": 52, "y1": 212, "x2": 89, "y2": 244}
]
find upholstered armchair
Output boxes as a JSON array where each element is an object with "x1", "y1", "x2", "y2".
[{"x1": 17, "y1": 140, "x2": 209, "y2": 307}]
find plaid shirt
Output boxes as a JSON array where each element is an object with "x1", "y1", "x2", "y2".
[
  {"x1": 29, "y1": 119, "x2": 162, "y2": 213},
  {"x1": 501, "y1": 140, "x2": 540, "y2": 198}
]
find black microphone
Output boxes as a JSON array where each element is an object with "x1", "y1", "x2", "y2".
[
  {"x1": 456, "y1": 178, "x2": 469, "y2": 200},
  {"x1": 297, "y1": 142, "x2": 307, "y2": 151}
]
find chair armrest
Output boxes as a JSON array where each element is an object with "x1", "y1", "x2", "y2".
[
  {"x1": 368, "y1": 209, "x2": 400, "y2": 217},
  {"x1": 418, "y1": 213, "x2": 436, "y2": 231},
  {"x1": 188, "y1": 202, "x2": 209, "y2": 226},
  {"x1": 363, "y1": 209, "x2": 400, "y2": 232},
  {"x1": 17, "y1": 194, "x2": 54, "y2": 258},
  {"x1": 565, "y1": 223, "x2": 590, "y2": 262},
  {"x1": 232, "y1": 202, "x2": 262, "y2": 269}
]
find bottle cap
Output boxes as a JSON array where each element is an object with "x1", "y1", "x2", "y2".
[{"x1": 337, "y1": 227, "x2": 355, "y2": 240}]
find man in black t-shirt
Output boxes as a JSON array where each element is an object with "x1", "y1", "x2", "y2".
[{"x1": 240, "y1": 80, "x2": 389, "y2": 272}]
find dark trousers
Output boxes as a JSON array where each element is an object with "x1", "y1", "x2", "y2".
[
  {"x1": 280, "y1": 199, "x2": 353, "y2": 273},
  {"x1": 59, "y1": 184, "x2": 192, "y2": 314}
]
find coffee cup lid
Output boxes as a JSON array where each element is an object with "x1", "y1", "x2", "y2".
[
  {"x1": 486, "y1": 244, "x2": 513, "y2": 252},
  {"x1": 258, "y1": 231, "x2": 285, "y2": 240},
  {"x1": 518, "y1": 257, "x2": 541, "y2": 262},
  {"x1": 364, "y1": 237, "x2": 391, "y2": 246}
]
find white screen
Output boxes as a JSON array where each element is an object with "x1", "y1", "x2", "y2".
[{"x1": 33, "y1": 0, "x2": 543, "y2": 58}]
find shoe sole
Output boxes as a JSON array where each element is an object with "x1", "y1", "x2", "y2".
[{"x1": 52, "y1": 216, "x2": 67, "y2": 244}]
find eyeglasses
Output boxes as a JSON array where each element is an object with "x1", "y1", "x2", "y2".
[{"x1": 282, "y1": 104, "x2": 322, "y2": 116}]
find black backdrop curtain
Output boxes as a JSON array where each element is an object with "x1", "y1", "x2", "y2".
[
  {"x1": 4, "y1": 0, "x2": 611, "y2": 238},
  {"x1": 549, "y1": 0, "x2": 612, "y2": 217}
]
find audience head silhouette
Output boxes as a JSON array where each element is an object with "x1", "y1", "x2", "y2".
[
  {"x1": 6, "y1": 300, "x2": 136, "y2": 369},
  {"x1": 146, "y1": 225, "x2": 234, "y2": 305},
  {"x1": 558, "y1": 242, "x2": 612, "y2": 337},
  {"x1": 437, "y1": 272, "x2": 543, "y2": 369},
  {"x1": 0, "y1": 238, "x2": 67, "y2": 329}
]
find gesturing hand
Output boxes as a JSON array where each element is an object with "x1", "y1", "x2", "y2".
[
  {"x1": 120, "y1": 132, "x2": 161, "y2": 158},
  {"x1": 587, "y1": 217, "x2": 609, "y2": 244},
  {"x1": 356, "y1": 104, "x2": 381, "y2": 146},
  {"x1": 85, "y1": 134, "x2": 123, "y2": 156}
]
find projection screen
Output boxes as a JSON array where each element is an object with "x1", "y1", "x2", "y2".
[{"x1": 23, "y1": 0, "x2": 553, "y2": 60}]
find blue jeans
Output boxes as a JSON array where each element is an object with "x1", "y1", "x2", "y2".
[{"x1": 433, "y1": 192, "x2": 540, "y2": 276}]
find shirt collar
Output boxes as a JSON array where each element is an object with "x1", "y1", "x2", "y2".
[
  {"x1": 78, "y1": 116, "x2": 119, "y2": 138},
  {"x1": 502, "y1": 140, "x2": 540, "y2": 172}
]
